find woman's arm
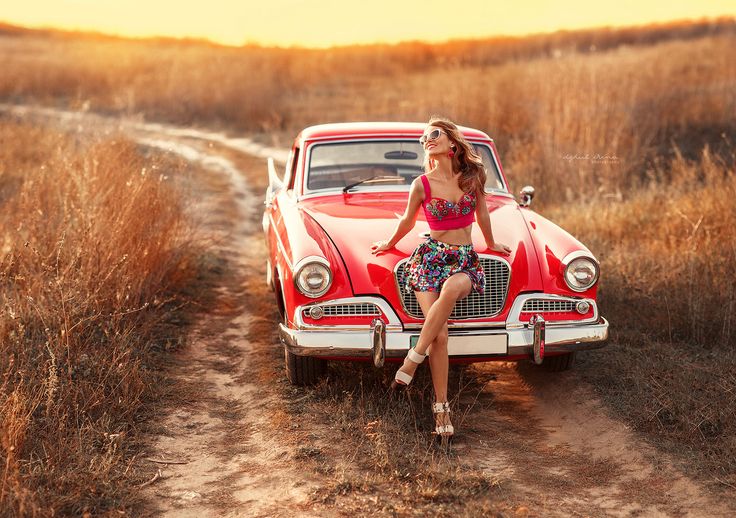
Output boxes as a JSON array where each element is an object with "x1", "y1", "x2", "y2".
[
  {"x1": 370, "y1": 177, "x2": 424, "y2": 253},
  {"x1": 475, "y1": 187, "x2": 495, "y2": 249},
  {"x1": 475, "y1": 187, "x2": 512, "y2": 255}
]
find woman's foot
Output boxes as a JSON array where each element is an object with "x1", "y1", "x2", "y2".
[
  {"x1": 391, "y1": 348, "x2": 427, "y2": 389},
  {"x1": 432, "y1": 401, "x2": 454, "y2": 440}
]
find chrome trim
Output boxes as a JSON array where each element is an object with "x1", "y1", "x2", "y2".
[
  {"x1": 576, "y1": 300, "x2": 590, "y2": 314},
  {"x1": 530, "y1": 314, "x2": 545, "y2": 364},
  {"x1": 561, "y1": 249, "x2": 600, "y2": 266},
  {"x1": 371, "y1": 318, "x2": 386, "y2": 368},
  {"x1": 293, "y1": 256, "x2": 333, "y2": 298},
  {"x1": 295, "y1": 296, "x2": 403, "y2": 331},
  {"x1": 279, "y1": 316, "x2": 609, "y2": 358},
  {"x1": 393, "y1": 253, "x2": 512, "y2": 320},
  {"x1": 521, "y1": 299, "x2": 576, "y2": 312},
  {"x1": 560, "y1": 251, "x2": 600, "y2": 293},
  {"x1": 507, "y1": 293, "x2": 599, "y2": 328},
  {"x1": 302, "y1": 302, "x2": 381, "y2": 318},
  {"x1": 402, "y1": 321, "x2": 508, "y2": 331},
  {"x1": 308, "y1": 305, "x2": 324, "y2": 319},
  {"x1": 301, "y1": 132, "x2": 492, "y2": 142},
  {"x1": 519, "y1": 185, "x2": 535, "y2": 207}
]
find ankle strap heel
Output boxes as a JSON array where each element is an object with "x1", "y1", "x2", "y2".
[
  {"x1": 391, "y1": 348, "x2": 427, "y2": 389},
  {"x1": 432, "y1": 401, "x2": 454, "y2": 437}
]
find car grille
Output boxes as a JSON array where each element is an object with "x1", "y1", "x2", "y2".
[
  {"x1": 521, "y1": 299, "x2": 577, "y2": 313},
  {"x1": 303, "y1": 303, "x2": 381, "y2": 318},
  {"x1": 395, "y1": 257, "x2": 510, "y2": 319}
]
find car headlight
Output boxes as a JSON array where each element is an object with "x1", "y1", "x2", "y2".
[
  {"x1": 294, "y1": 257, "x2": 332, "y2": 298},
  {"x1": 561, "y1": 252, "x2": 599, "y2": 292}
]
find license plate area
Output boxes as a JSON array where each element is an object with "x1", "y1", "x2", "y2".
[{"x1": 410, "y1": 333, "x2": 508, "y2": 355}]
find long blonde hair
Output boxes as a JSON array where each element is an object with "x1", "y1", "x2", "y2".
[{"x1": 423, "y1": 116, "x2": 486, "y2": 194}]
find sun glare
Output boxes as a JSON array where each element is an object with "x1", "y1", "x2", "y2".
[{"x1": 1, "y1": 0, "x2": 734, "y2": 47}]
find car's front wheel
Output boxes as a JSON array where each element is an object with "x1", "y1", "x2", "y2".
[
  {"x1": 543, "y1": 352, "x2": 576, "y2": 372},
  {"x1": 284, "y1": 348, "x2": 327, "y2": 385}
]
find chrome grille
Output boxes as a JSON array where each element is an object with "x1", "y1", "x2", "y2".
[
  {"x1": 395, "y1": 257, "x2": 510, "y2": 319},
  {"x1": 521, "y1": 299, "x2": 576, "y2": 313},
  {"x1": 303, "y1": 303, "x2": 381, "y2": 318}
]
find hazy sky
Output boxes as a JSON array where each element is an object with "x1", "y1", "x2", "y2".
[{"x1": 1, "y1": 0, "x2": 734, "y2": 47}]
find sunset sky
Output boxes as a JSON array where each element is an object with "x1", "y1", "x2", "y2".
[{"x1": 1, "y1": 0, "x2": 734, "y2": 48}]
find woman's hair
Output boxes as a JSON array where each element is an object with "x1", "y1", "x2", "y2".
[{"x1": 423, "y1": 116, "x2": 487, "y2": 194}]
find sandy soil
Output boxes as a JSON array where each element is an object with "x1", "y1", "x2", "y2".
[{"x1": 4, "y1": 105, "x2": 734, "y2": 517}]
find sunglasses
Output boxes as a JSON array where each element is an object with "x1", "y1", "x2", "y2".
[{"x1": 419, "y1": 128, "x2": 444, "y2": 145}]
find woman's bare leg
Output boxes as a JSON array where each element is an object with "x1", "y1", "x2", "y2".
[
  {"x1": 398, "y1": 285, "x2": 459, "y2": 436},
  {"x1": 395, "y1": 273, "x2": 471, "y2": 382},
  {"x1": 414, "y1": 293, "x2": 450, "y2": 401}
]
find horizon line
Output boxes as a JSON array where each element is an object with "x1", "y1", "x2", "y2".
[{"x1": 1, "y1": 15, "x2": 734, "y2": 51}]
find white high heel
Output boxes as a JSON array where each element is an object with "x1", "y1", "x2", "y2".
[
  {"x1": 391, "y1": 348, "x2": 427, "y2": 389},
  {"x1": 432, "y1": 401, "x2": 454, "y2": 440}
]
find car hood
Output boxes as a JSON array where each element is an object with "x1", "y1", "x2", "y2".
[{"x1": 301, "y1": 192, "x2": 544, "y2": 296}]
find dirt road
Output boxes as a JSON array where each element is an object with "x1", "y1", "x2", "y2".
[{"x1": 5, "y1": 105, "x2": 734, "y2": 517}]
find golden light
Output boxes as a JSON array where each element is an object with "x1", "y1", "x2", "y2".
[{"x1": 1, "y1": 0, "x2": 734, "y2": 48}]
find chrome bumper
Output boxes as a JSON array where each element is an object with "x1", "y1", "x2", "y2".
[{"x1": 279, "y1": 315, "x2": 609, "y2": 364}]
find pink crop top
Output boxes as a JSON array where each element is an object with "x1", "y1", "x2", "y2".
[{"x1": 420, "y1": 174, "x2": 477, "y2": 231}]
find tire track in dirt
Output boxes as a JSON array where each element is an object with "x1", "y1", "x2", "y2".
[
  {"x1": 458, "y1": 362, "x2": 735, "y2": 516},
  {"x1": 129, "y1": 140, "x2": 327, "y2": 517},
  {"x1": 4, "y1": 104, "x2": 734, "y2": 517},
  {"x1": 1, "y1": 104, "x2": 328, "y2": 517}
]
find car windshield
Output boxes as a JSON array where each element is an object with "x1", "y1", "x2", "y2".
[{"x1": 305, "y1": 139, "x2": 506, "y2": 193}]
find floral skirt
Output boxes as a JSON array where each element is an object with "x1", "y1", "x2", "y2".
[{"x1": 404, "y1": 237, "x2": 485, "y2": 295}]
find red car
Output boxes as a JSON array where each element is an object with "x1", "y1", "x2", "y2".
[{"x1": 263, "y1": 122, "x2": 609, "y2": 385}]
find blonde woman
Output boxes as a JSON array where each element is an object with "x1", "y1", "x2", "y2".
[{"x1": 370, "y1": 117, "x2": 511, "y2": 440}]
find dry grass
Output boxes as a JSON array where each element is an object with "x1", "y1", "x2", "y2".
[
  {"x1": 0, "y1": 118, "x2": 205, "y2": 516},
  {"x1": 1, "y1": 16, "x2": 735, "y2": 510},
  {"x1": 545, "y1": 148, "x2": 736, "y2": 488},
  {"x1": 0, "y1": 20, "x2": 734, "y2": 207},
  {"x1": 551, "y1": 145, "x2": 736, "y2": 347}
]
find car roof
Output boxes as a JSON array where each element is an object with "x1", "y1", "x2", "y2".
[{"x1": 297, "y1": 122, "x2": 493, "y2": 142}]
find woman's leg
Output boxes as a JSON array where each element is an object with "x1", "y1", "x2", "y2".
[
  {"x1": 396, "y1": 273, "x2": 471, "y2": 381},
  {"x1": 415, "y1": 293, "x2": 450, "y2": 401},
  {"x1": 428, "y1": 322, "x2": 450, "y2": 401},
  {"x1": 409, "y1": 289, "x2": 454, "y2": 437}
]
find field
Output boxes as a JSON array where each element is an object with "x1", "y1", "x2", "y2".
[
  {"x1": 0, "y1": 17, "x2": 735, "y2": 516},
  {"x1": 0, "y1": 120, "x2": 214, "y2": 514}
]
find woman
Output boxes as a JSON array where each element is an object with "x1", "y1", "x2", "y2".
[{"x1": 370, "y1": 117, "x2": 511, "y2": 440}]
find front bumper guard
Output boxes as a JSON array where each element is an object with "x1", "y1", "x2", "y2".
[{"x1": 279, "y1": 314, "x2": 609, "y2": 366}]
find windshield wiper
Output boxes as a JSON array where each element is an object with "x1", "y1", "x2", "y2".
[{"x1": 342, "y1": 175, "x2": 403, "y2": 193}]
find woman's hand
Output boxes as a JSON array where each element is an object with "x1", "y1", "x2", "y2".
[
  {"x1": 370, "y1": 240, "x2": 393, "y2": 254},
  {"x1": 488, "y1": 242, "x2": 512, "y2": 255}
]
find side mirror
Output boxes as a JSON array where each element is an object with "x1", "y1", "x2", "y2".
[{"x1": 519, "y1": 185, "x2": 535, "y2": 207}]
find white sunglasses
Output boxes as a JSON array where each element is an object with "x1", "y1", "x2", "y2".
[{"x1": 419, "y1": 128, "x2": 445, "y2": 145}]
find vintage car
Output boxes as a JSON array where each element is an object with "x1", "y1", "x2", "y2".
[{"x1": 263, "y1": 122, "x2": 609, "y2": 385}]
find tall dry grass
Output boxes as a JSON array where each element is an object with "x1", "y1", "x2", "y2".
[
  {"x1": 544, "y1": 148, "x2": 736, "y2": 486},
  {"x1": 1, "y1": 16, "x2": 735, "y2": 496},
  {"x1": 554, "y1": 146, "x2": 736, "y2": 347},
  {"x1": 0, "y1": 118, "x2": 202, "y2": 516},
  {"x1": 0, "y1": 20, "x2": 732, "y2": 207}
]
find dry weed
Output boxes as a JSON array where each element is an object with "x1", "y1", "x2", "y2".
[
  {"x1": 546, "y1": 149, "x2": 736, "y2": 487},
  {"x1": 0, "y1": 118, "x2": 205, "y2": 516}
]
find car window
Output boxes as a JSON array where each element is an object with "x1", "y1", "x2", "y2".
[
  {"x1": 475, "y1": 144, "x2": 506, "y2": 191},
  {"x1": 305, "y1": 139, "x2": 505, "y2": 193}
]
